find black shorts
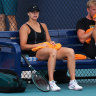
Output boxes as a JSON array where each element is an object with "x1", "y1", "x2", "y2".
[
  {"x1": 83, "y1": 37, "x2": 96, "y2": 59},
  {"x1": 22, "y1": 50, "x2": 36, "y2": 57}
]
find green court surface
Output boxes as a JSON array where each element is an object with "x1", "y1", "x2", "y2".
[{"x1": 0, "y1": 83, "x2": 96, "y2": 96}]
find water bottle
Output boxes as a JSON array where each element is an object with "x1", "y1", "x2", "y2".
[
  {"x1": 26, "y1": 55, "x2": 38, "y2": 61},
  {"x1": 29, "y1": 57, "x2": 38, "y2": 61},
  {"x1": 21, "y1": 55, "x2": 38, "y2": 62}
]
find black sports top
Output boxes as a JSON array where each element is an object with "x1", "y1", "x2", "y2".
[{"x1": 22, "y1": 23, "x2": 46, "y2": 56}]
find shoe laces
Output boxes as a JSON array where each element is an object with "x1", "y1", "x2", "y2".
[
  {"x1": 72, "y1": 80, "x2": 79, "y2": 86},
  {"x1": 50, "y1": 81, "x2": 57, "y2": 87}
]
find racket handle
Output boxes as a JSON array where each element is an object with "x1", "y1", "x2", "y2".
[
  {"x1": 32, "y1": 70, "x2": 37, "y2": 74},
  {"x1": 29, "y1": 65, "x2": 31, "y2": 68}
]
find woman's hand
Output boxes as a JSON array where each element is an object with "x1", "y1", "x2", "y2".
[
  {"x1": 40, "y1": 43, "x2": 49, "y2": 47},
  {"x1": 49, "y1": 41, "x2": 56, "y2": 45}
]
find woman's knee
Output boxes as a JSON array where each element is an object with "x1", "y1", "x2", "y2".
[
  {"x1": 65, "y1": 48, "x2": 75, "y2": 57},
  {"x1": 36, "y1": 48, "x2": 57, "y2": 60},
  {"x1": 49, "y1": 49, "x2": 57, "y2": 57}
]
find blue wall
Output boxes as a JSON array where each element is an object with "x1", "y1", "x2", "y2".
[{"x1": 16, "y1": 0, "x2": 88, "y2": 30}]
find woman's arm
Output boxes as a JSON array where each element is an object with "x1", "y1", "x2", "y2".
[
  {"x1": 41, "y1": 23, "x2": 56, "y2": 45},
  {"x1": 41, "y1": 23, "x2": 51, "y2": 42}
]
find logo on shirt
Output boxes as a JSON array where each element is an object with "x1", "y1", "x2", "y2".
[{"x1": 89, "y1": 25, "x2": 94, "y2": 28}]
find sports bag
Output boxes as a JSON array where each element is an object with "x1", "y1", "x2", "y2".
[{"x1": 0, "y1": 69, "x2": 27, "y2": 93}]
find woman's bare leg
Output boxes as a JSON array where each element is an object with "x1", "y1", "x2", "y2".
[
  {"x1": 36, "y1": 48, "x2": 57, "y2": 81},
  {"x1": 57, "y1": 47, "x2": 75, "y2": 80}
]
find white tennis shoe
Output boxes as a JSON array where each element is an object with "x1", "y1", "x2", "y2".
[
  {"x1": 49, "y1": 80, "x2": 61, "y2": 91},
  {"x1": 68, "y1": 80, "x2": 83, "y2": 90}
]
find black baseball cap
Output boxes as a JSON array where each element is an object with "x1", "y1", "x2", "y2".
[{"x1": 27, "y1": 5, "x2": 40, "y2": 13}]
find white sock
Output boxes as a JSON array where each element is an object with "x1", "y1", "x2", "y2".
[
  {"x1": 70, "y1": 80, "x2": 75, "y2": 83},
  {"x1": 49, "y1": 80, "x2": 54, "y2": 84}
]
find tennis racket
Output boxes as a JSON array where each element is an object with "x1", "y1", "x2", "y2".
[{"x1": 22, "y1": 55, "x2": 50, "y2": 92}]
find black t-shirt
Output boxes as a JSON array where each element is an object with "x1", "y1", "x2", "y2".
[
  {"x1": 76, "y1": 17, "x2": 95, "y2": 31},
  {"x1": 76, "y1": 17, "x2": 96, "y2": 58}
]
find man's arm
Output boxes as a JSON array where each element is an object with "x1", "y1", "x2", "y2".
[{"x1": 77, "y1": 29, "x2": 93, "y2": 43}]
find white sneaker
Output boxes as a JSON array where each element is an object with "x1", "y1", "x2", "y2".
[
  {"x1": 49, "y1": 80, "x2": 61, "y2": 91},
  {"x1": 68, "y1": 80, "x2": 83, "y2": 90}
]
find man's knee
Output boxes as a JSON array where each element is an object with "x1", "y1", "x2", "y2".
[
  {"x1": 7, "y1": 15, "x2": 16, "y2": 21},
  {"x1": 0, "y1": 14, "x2": 5, "y2": 22}
]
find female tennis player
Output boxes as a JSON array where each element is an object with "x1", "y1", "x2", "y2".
[{"x1": 19, "y1": 4, "x2": 83, "y2": 91}]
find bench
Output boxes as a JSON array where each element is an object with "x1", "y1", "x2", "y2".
[{"x1": 0, "y1": 30, "x2": 96, "y2": 79}]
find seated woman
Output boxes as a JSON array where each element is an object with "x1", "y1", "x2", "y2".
[{"x1": 19, "y1": 4, "x2": 83, "y2": 91}]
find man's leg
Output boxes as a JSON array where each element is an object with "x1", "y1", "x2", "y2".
[
  {"x1": 92, "y1": 29, "x2": 96, "y2": 43},
  {"x1": 3, "y1": 0, "x2": 17, "y2": 31},
  {"x1": 7, "y1": 15, "x2": 17, "y2": 31},
  {"x1": 84, "y1": 37, "x2": 96, "y2": 59},
  {"x1": 0, "y1": 0, "x2": 6, "y2": 31},
  {"x1": 0, "y1": 14, "x2": 6, "y2": 31}
]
